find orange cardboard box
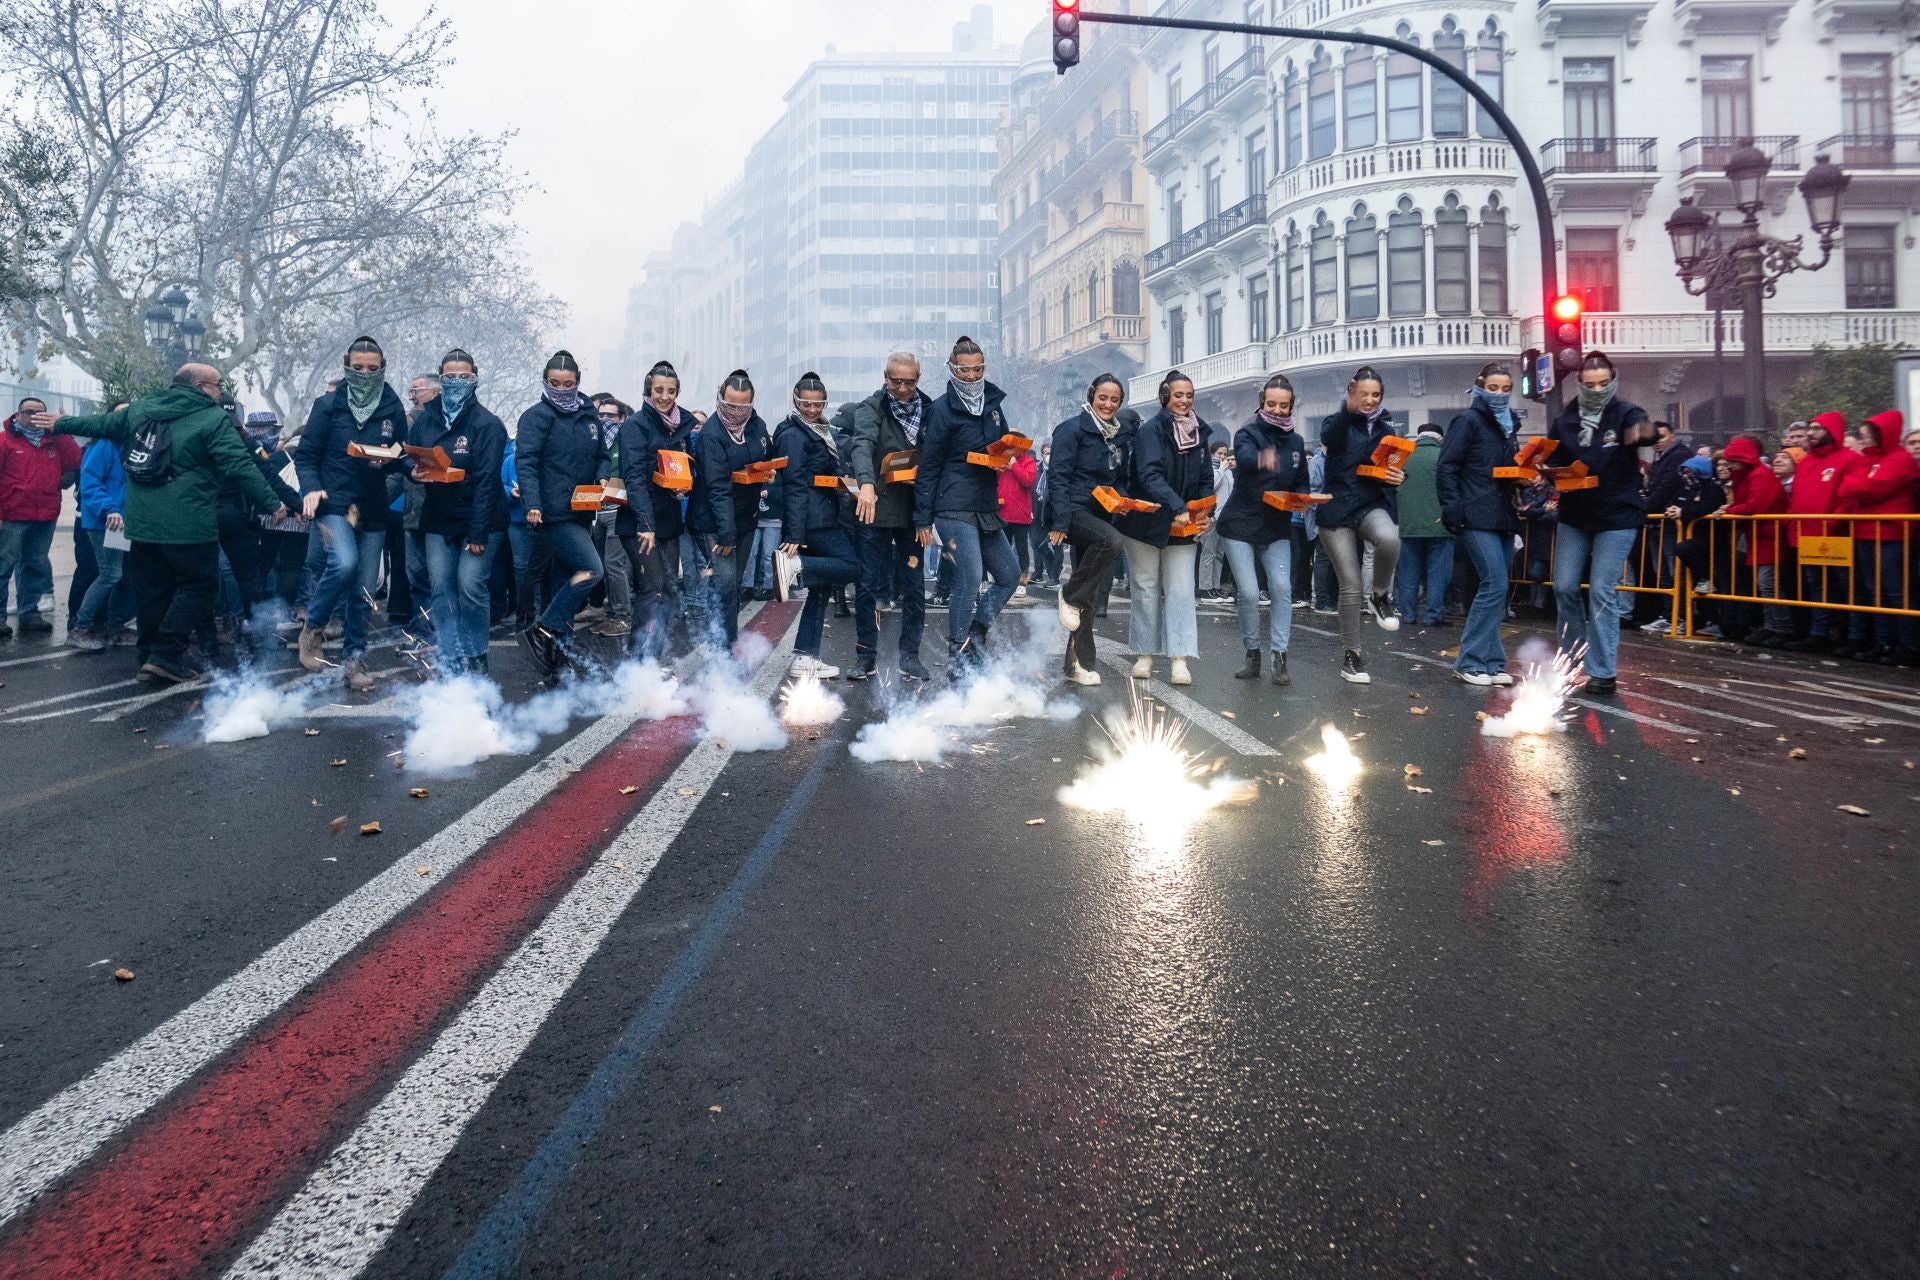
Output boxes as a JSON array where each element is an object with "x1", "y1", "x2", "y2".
[
  {"x1": 1093, "y1": 485, "x2": 1161, "y2": 516},
  {"x1": 1262, "y1": 490, "x2": 1332, "y2": 513},
  {"x1": 1549, "y1": 460, "x2": 1598, "y2": 491},
  {"x1": 881, "y1": 449, "x2": 919, "y2": 484},
  {"x1": 570, "y1": 485, "x2": 605, "y2": 511},
  {"x1": 346, "y1": 441, "x2": 403, "y2": 461},
  {"x1": 653, "y1": 449, "x2": 693, "y2": 492},
  {"x1": 812, "y1": 473, "x2": 856, "y2": 492},
  {"x1": 966, "y1": 450, "x2": 1015, "y2": 470},
  {"x1": 598, "y1": 478, "x2": 628, "y2": 506},
  {"x1": 729, "y1": 455, "x2": 788, "y2": 485},
  {"x1": 1168, "y1": 496, "x2": 1218, "y2": 539},
  {"x1": 984, "y1": 432, "x2": 1033, "y2": 456},
  {"x1": 1355, "y1": 435, "x2": 1415, "y2": 481},
  {"x1": 401, "y1": 444, "x2": 465, "y2": 484}
]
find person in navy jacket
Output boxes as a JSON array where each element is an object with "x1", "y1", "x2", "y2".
[
  {"x1": 688, "y1": 369, "x2": 771, "y2": 650},
  {"x1": 1545, "y1": 350, "x2": 1655, "y2": 695},
  {"x1": 775, "y1": 372, "x2": 858, "y2": 677},
  {"x1": 1437, "y1": 361, "x2": 1524, "y2": 687},
  {"x1": 517, "y1": 350, "x2": 625, "y2": 674},
  {"x1": 1119, "y1": 370, "x2": 1214, "y2": 687},
  {"x1": 1045, "y1": 373, "x2": 1134, "y2": 685},
  {"x1": 1317, "y1": 364, "x2": 1407, "y2": 685},
  {"x1": 619, "y1": 361, "x2": 694, "y2": 660},
  {"x1": 1217, "y1": 374, "x2": 1310, "y2": 686},
  {"x1": 295, "y1": 335, "x2": 408, "y2": 689},
  {"x1": 913, "y1": 336, "x2": 1021, "y2": 674},
  {"x1": 407, "y1": 348, "x2": 507, "y2": 675}
]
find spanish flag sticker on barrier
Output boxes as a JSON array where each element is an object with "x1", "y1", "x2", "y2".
[{"x1": 1798, "y1": 535, "x2": 1854, "y2": 568}]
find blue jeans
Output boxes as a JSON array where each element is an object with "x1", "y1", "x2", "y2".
[
  {"x1": 1849, "y1": 541, "x2": 1904, "y2": 648},
  {"x1": 1124, "y1": 536, "x2": 1199, "y2": 657},
  {"x1": 933, "y1": 517, "x2": 1018, "y2": 650},
  {"x1": 306, "y1": 514, "x2": 387, "y2": 657},
  {"x1": 1552, "y1": 524, "x2": 1637, "y2": 679},
  {"x1": 1223, "y1": 536, "x2": 1292, "y2": 653},
  {"x1": 1395, "y1": 536, "x2": 1455, "y2": 624},
  {"x1": 300, "y1": 524, "x2": 329, "y2": 613},
  {"x1": 856, "y1": 524, "x2": 926, "y2": 661},
  {"x1": 76, "y1": 527, "x2": 135, "y2": 631},
  {"x1": 0, "y1": 519, "x2": 56, "y2": 620},
  {"x1": 537, "y1": 519, "x2": 603, "y2": 632},
  {"x1": 746, "y1": 524, "x2": 780, "y2": 591},
  {"x1": 697, "y1": 533, "x2": 745, "y2": 647},
  {"x1": 1456, "y1": 529, "x2": 1511, "y2": 675},
  {"x1": 422, "y1": 531, "x2": 500, "y2": 663},
  {"x1": 796, "y1": 526, "x2": 858, "y2": 657}
]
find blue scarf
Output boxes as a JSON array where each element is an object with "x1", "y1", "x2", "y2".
[
  {"x1": 438, "y1": 375, "x2": 477, "y2": 424},
  {"x1": 1471, "y1": 386, "x2": 1515, "y2": 435},
  {"x1": 18, "y1": 425, "x2": 47, "y2": 447}
]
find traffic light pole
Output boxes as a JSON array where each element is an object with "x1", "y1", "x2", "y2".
[{"x1": 1075, "y1": 7, "x2": 1564, "y2": 408}]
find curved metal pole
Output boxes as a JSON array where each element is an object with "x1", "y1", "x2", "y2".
[{"x1": 1082, "y1": 8, "x2": 1561, "y2": 405}]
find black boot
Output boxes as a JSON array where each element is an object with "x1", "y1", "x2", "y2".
[
  {"x1": 1270, "y1": 651, "x2": 1291, "y2": 687},
  {"x1": 1234, "y1": 648, "x2": 1261, "y2": 679}
]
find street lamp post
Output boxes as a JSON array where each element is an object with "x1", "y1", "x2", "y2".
[
  {"x1": 1664, "y1": 140, "x2": 1849, "y2": 441},
  {"x1": 142, "y1": 285, "x2": 205, "y2": 372}
]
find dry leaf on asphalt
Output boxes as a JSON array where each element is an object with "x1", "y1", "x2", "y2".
[
  {"x1": 1410, "y1": 706, "x2": 1428, "y2": 716},
  {"x1": 1406, "y1": 785, "x2": 1434, "y2": 794},
  {"x1": 1421, "y1": 839, "x2": 1445, "y2": 847},
  {"x1": 409, "y1": 787, "x2": 429, "y2": 799},
  {"x1": 709, "y1": 1105, "x2": 723, "y2": 1114},
  {"x1": 330, "y1": 758, "x2": 347, "y2": 767},
  {"x1": 1864, "y1": 737, "x2": 1886, "y2": 745},
  {"x1": 303, "y1": 728, "x2": 320, "y2": 737},
  {"x1": 1474, "y1": 711, "x2": 1490, "y2": 722},
  {"x1": 359, "y1": 821, "x2": 382, "y2": 836},
  {"x1": 676, "y1": 787, "x2": 697, "y2": 797},
  {"x1": 1836, "y1": 804, "x2": 1871, "y2": 816},
  {"x1": 619, "y1": 785, "x2": 638, "y2": 795},
  {"x1": 1025, "y1": 818, "x2": 1046, "y2": 826},
  {"x1": 1788, "y1": 747, "x2": 1808, "y2": 760},
  {"x1": 1404, "y1": 764, "x2": 1423, "y2": 777},
  {"x1": 328, "y1": 815, "x2": 348, "y2": 834},
  {"x1": 1729, "y1": 788, "x2": 1742, "y2": 796},
  {"x1": 112, "y1": 967, "x2": 135, "y2": 982},
  {"x1": 1220, "y1": 710, "x2": 1236, "y2": 719}
]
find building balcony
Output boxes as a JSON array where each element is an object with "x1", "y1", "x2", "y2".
[
  {"x1": 1540, "y1": 137, "x2": 1660, "y2": 213},
  {"x1": 1003, "y1": 201, "x2": 1051, "y2": 251},
  {"x1": 1044, "y1": 110, "x2": 1142, "y2": 207},
  {"x1": 1145, "y1": 195, "x2": 1268, "y2": 278},
  {"x1": 1813, "y1": 0, "x2": 1907, "y2": 36},
  {"x1": 1517, "y1": 309, "x2": 1920, "y2": 355},
  {"x1": 1678, "y1": 135, "x2": 1799, "y2": 177},
  {"x1": 1143, "y1": 47, "x2": 1269, "y2": 170},
  {"x1": 1275, "y1": 139, "x2": 1512, "y2": 210},
  {"x1": 1674, "y1": 0, "x2": 1796, "y2": 42},
  {"x1": 1815, "y1": 135, "x2": 1920, "y2": 183},
  {"x1": 1034, "y1": 312, "x2": 1148, "y2": 365},
  {"x1": 1536, "y1": 0, "x2": 1656, "y2": 46},
  {"x1": 1267, "y1": 317, "x2": 1520, "y2": 377},
  {"x1": 1127, "y1": 341, "x2": 1268, "y2": 405}
]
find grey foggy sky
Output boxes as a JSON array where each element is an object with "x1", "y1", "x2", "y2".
[{"x1": 400, "y1": 0, "x2": 1037, "y2": 382}]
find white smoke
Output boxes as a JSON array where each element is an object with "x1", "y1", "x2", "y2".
[
  {"x1": 849, "y1": 617, "x2": 1078, "y2": 763},
  {"x1": 401, "y1": 658, "x2": 693, "y2": 773},
  {"x1": 690, "y1": 657, "x2": 788, "y2": 752},
  {"x1": 200, "y1": 672, "x2": 320, "y2": 743},
  {"x1": 779, "y1": 669, "x2": 846, "y2": 727}
]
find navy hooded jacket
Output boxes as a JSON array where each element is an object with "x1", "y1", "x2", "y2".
[
  {"x1": 776, "y1": 415, "x2": 850, "y2": 547},
  {"x1": 691, "y1": 411, "x2": 772, "y2": 548},
  {"x1": 295, "y1": 383, "x2": 407, "y2": 519},
  {"x1": 515, "y1": 396, "x2": 608, "y2": 527},
  {"x1": 1045, "y1": 408, "x2": 1138, "y2": 534},
  {"x1": 408, "y1": 395, "x2": 509, "y2": 543},
  {"x1": 618, "y1": 403, "x2": 694, "y2": 541},
  {"x1": 1117, "y1": 409, "x2": 1214, "y2": 546},
  {"x1": 1546, "y1": 395, "x2": 1653, "y2": 533},
  {"x1": 1318, "y1": 405, "x2": 1404, "y2": 529},
  {"x1": 914, "y1": 381, "x2": 1014, "y2": 527},
  {"x1": 1216, "y1": 415, "x2": 1310, "y2": 547},
  {"x1": 1436, "y1": 405, "x2": 1522, "y2": 535}
]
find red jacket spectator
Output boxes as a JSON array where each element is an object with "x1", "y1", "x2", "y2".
[
  {"x1": 0, "y1": 414, "x2": 83, "y2": 522},
  {"x1": 1786, "y1": 412, "x2": 1859, "y2": 544},
  {"x1": 1837, "y1": 410, "x2": 1918, "y2": 541},
  {"x1": 997, "y1": 452, "x2": 1037, "y2": 525},
  {"x1": 1721, "y1": 436, "x2": 1787, "y2": 565}
]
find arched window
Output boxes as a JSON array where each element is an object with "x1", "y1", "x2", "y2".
[
  {"x1": 1478, "y1": 195, "x2": 1509, "y2": 314},
  {"x1": 1431, "y1": 19, "x2": 1467, "y2": 139},
  {"x1": 1344, "y1": 48, "x2": 1377, "y2": 151},
  {"x1": 1386, "y1": 26, "x2": 1423, "y2": 143},
  {"x1": 1283, "y1": 63, "x2": 1303, "y2": 170},
  {"x1": 1434, "y1": 193, "x2": 1470, "y2": 315},
  {"x1": 1344, "y1": 204, "x2": 1380, "y2": 321},
  {"x1": 1061, "y1": 287, "x2": 1073, "y2": 333},
  {"x1": 1088, "y1": 268, "x2": 1102, "y2": 319},
  {"x1": 1307, "y1": 47, "x2": 1336, "y2": 160},
  {"x1": 1310, "y1": 212, "x2": 1338, "y2": 325},
  {"x1": 1475, "y1": 20, "x2": 1505, "y2": 138},
  {"x1": 1284, "y1": 224, "x2": 1304, "y2": 331},
  {"x1": 1388, "y1": 196, "x2": 1425, "y2": 316},
  {"x1": 1113, "y1": 261, "x2": 1141, "y2": 315}
]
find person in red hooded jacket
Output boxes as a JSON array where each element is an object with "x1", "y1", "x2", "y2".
[
  {"x1": 1716, "y1": 434, "x2": 1793, "y2": 646},
  {"x1": 1784, "y1": 411, "x2": 1860, "y2": 652},
  {"x1": 0, "y1": 396, "x2": 84, "y2": 638},
  {"x1": 996, "y1": 445, "x2": 1038, "y2": 599},
  {"x1": 1836, "y1": 410, "x2": 1917, "y2": 664}
]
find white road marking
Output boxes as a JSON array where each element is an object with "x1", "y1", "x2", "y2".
[
  {"x1": 222, "y1": 621, "x2": 800, "y2": 1280},
  {"x1": 1650, "y1": 678, "x2": 1866, "y2": 727},
  {"x1": 0, "y1": 677, "x2": 140, "y2": 713},
  {"x1": 1816, "y1": 675, "x2": 1920, "y2": 703},
  {"x1": 1778, "y1": 680, "x2": 1920, "y2": 724},
  {"x1": 0, "y1": 648, "x2": 74, "y2": 669},
  {"x1": 1389, "y1": 649, "x2": 1705, "y2": 735}
]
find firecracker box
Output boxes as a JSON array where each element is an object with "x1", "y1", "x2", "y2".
[
  {"x1": 1355, "y1": 435, "x2": 1415, "y2": 481},
  {"x1": 881, "y1": 450, "x2": 919, "y2": 484},
  {"x1": 1093, "y1": 485, "x2": 1161, "y2": 515},
  {"x1": 729, "y1": 456, "x2": 788, "y2": 485},
  {"x1": 1168, "y1": 494, "x2": 1219, "y2": 538},
  {"x1": 346, "y1": 441, "x2": 403, "y2": 461},
  {"x1": 1262, "y1": 491, "x2": 1333, "y2": 513},
  {"x1": 653, "y1": 449, "x2": 693, "y2": 491}
]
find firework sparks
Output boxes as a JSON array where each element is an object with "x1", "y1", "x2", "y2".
[
  {"x1": 1481, "y1": 643, "x2": 1588, "y2": 738},
  {"x1": 778, "y1": 669, "x2": 846, "y2": 727},
  {"x1": 1303, "y1": 723, "x2": 1363, "y2": 787},
  {"x1": 1058, "y1": 692, "x2": 1256, "y2": 842}
]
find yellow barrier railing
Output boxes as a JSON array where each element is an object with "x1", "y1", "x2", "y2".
[
  {"x1": 1507, "y1": 513, "x2": 1687, "y2": 621},
  {"x1": 1676, "y1": 512, "x2": 1918, "y2": 638}
]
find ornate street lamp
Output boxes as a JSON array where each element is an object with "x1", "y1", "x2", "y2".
[
  {"x1": 179, "y1": 314, "x2": 206, "y2": 357},
  {"x1": 1725, "y1": 138, "x2": 1770, "y2": 214},
  {"x1": 143, "y1": 302, "x2": 175, "y2": 349},
  {"x1": 1664, "y1": 198, "x2": 1713, "y2": 284},
  {"x1": 160, "y1": 285, "x2": 190, "y2": 326}
]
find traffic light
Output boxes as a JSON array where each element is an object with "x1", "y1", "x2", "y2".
[
  {"x1": 1052, "y1": 0, "x2": 1081, "y2": 74},
  {"x1": 1518, "y1": 347, "x2": 1543, "y2": 402},
  {"x1": 1549, "y1": 293, "x2": 1584, "y2": 377}
]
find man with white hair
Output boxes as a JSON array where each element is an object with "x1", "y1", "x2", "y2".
[{"x1": 847, "y1": 350, "x2": 934, "y2": 682}]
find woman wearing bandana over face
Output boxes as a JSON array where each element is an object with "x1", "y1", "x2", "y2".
[
  {"x1": 408, "y1": 347, "x2": 507, "y2": 676},
  {"x1": 689, "y1": 369, "x2": 770, "y2": 649},
  {"x1": 1317, "y1": 364, "x2": 1407, "y2": 685},
  {"x1": 775, "y1": 372, "x2": 859, "y2": 677},
  {"x1": 516, "y1": 350, "x2": 628, "y2": 676},
  {"x1": 1217, "y1": 374, "x2": 1310, "y2": 686},
  {"x1": 1437, "y1": 361, "x2": 1523, "y2": 687},
  {"x1": 1046, "y1": 372, "x2": 1135, "y2": 686},
  {"x1": 1545, "y1": 350, "x2": 1654, "y2": 695},
  {"x1": 1118, "y1": 370, "x2": 1214, "y2": 686},
  {"x1": 914, "y1": 336, "x2": 1022, "y2": 676},
  {"x1": 295, "y1": 335, "x2": 408, "y2": 690},
  {"x1": 619, "y1": 361, "x2": 694, "y2": 660}
]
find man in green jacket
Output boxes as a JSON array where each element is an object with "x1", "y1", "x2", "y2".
[
  {"x1": 39, "y1": 364, "x2": 287, "y2": 682},
  {"x1": 1393, "y1": 422, "x2": 1454, "y2": 628}
]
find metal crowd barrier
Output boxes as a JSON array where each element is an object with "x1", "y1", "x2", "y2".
[{"x1": 1507, "y1": 513, "x2": 1686, "y2": 616}]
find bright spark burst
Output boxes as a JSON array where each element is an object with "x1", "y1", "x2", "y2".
[
  {"x1": 1058, "y1": 693, "x2": 1256, "y2": 840},
  {"x1": 1303, "y1": 722, "x2": 1363, "y2": 787},
  {"x1": 778, "y1": 670, "x2": 845, "y2": 727},
  {"x1": 1481, "y1": 644, "x2": 1588, "y2": 738}
]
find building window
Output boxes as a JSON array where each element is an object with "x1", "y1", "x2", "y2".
[
  {"x1": 1167, "y1": 185, "x2": 1185, "y2": 240},
  {"x1": 1842, "y1": 54, "x2": 1893, "y2": 141},
  {"x1": 1113, "y1": 261, "x2": 1142, "y2": 314},
  {"x1": 1386, "y1": 44, "x2": 1422, "y2": 143},
  {"x1": 1310, "y1": 216, "x2": 1339, "y2": 325},
  {"x1": 1169, "y1": 305, "x2": 1187, "y2": 364},
  {"x1": 1203, "y1": 37, "x2": 1222, "y2": 85},
  {"x1": 1563, "y1": 58, "x2": 1614, "y2": 140},
  {"x1": 1203, "y1": 160, "x2": 1223, "y2": 221},
  {"x1": 1344, "y1": 50, "x2": 1377, "y2": 151},
  {"x1": 1167, "y1": 72, "x2": 1183, "y2": 117},
  {"x1": 1205, "y1": 291, "x2": 1225, "y2": 354},
  {"x1": 1345, "y1": 207, "x2": 1380, "y2": 321},
  {"x1": 1387, "y1": 197, "x2": 1425, "y2": 316},
  {"x1": 1478, "y1": 197, "x2": 1508, "y2": 314},
  {"x1": 1061, "y1": 288, "x2": 1073, "y2": 332},
  {"x1": 1701, "y1": 55, "x2": 1752, "y2": 140},
  {"x1": 1566, "y1": 227, "x2": 1619, "y2": 311},
  {"x1": 1283, "y1": 66, "x2": 1303, "y2": 170},
  {"x1": 1434, "y1": 197, "x2": 1470, "y2": 315},
  {"x1": 1245, "y1": 131, "x2": 1269, "y2": 202},
  {"x1": 1285, "y1": 229, "x2": 1305, "y2": 331},
  {"x1": 1249, "y1": 273, "x2": 1271, "y2": 343},
  {"x1": 1088, "y1": 269, "x2": 1102, "y2": 319},
  {"x1": 1845, "y1": 226, "x2": 1896, "y2": 308},
  {"x1": 1431, "y1": 22, "x2": 1467, "y2": 138},
  {"x1": 1308, "y1": 49, "x2": 1336, "y2": 160},
  {"x1": 1474, "y1": 24, "x2": 1504, "y2": 138}
]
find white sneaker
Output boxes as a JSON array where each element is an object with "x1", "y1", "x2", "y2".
[
  {"x1": 1014, "y1": 584, "x2": 1027, "y2": 599},
  {"x1": 1694, "y1": 581, "x2": 1715, "y2": 596},
  {"x1": 774, "y1": 550, "x2": 802, "y2": 602},
  {"x1": 1057, "y1": 594, "x2": 1081, "y2": 632},
  {"x1": 1640, "y1": 617, "x2": 1671, "y2": 635},
  {"x1": 1131, "y1": 655, "x2": 1153, "y2": 679},
  {"x1": 1490, "y1": 671, "x2": 1515, "y2": 687},
  {"x1": 790, "y1": 653, "x2": 840, "y2": 679},
  {"x1": 1169, "y1": 658, "x2": 1192, "y2": 686},
  {"x1": 1065, "y1": 661, "x2": 1101, "y2": 686},
  {"x1": 1456, "y1": 670, "x2": 1496, "y2": 687}
]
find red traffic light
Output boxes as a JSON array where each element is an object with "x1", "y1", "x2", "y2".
[
  {"x1": 1551, "y1": 294, "x2": 1583, "y2": 323},
  {"x1": 1055, "y1": 0, "x2": 1078, "y2": 7}
]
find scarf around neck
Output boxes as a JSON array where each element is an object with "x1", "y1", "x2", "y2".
[
  {"x1": 343, "y1": 368, "x2": 385, "y2": 425},
  {"x1": 543, "y1": 383, "x2": 583, "y2": 415},
  {"x1": 1257, "y1": 409, "x2": 1294, "y2": 433},
  {"x1": 1087, "y1": 405, "x2": 1120, "y2": 441},
  {"x1": 951, "y1": 378, "x2": 986, "y2": 417},
  {"x1": 438, "y1": 376, "x2": 477, "y2": 424},
  {"x1": 715, "y1": 401, "x2": 753, "y2": 444},
  {"x1": 656, "y1": 404, "x2": 682, "y2": 431},
  {"x1": 886, "y1": 392, "x2": 923, "y2": 446},
  {"x1": 1471, "y1": 386, "x2": 1516, "y2": 435},
  {"x1": 1577, "y1": 379, "x2": 1616, "y2": 446},
  {"x1": 1170, "y1": 410, "x2": 1201, "y2": 451},
  {"x1": 795, "y1": 412, "x2": 837, "y2": 457}
]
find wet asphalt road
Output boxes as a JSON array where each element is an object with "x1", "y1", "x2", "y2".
[{"x1": 0, "y1": 588, "x2": 1916, "y2": 1278}]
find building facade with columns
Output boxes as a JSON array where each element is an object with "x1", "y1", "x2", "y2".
[{"x1": 1137, "y1": 0, "x2": 1919, "y2": 439}]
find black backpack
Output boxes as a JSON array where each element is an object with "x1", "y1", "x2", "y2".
[{"x1": 123, "y1": 415, "x2": 175, "y2": 486}]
